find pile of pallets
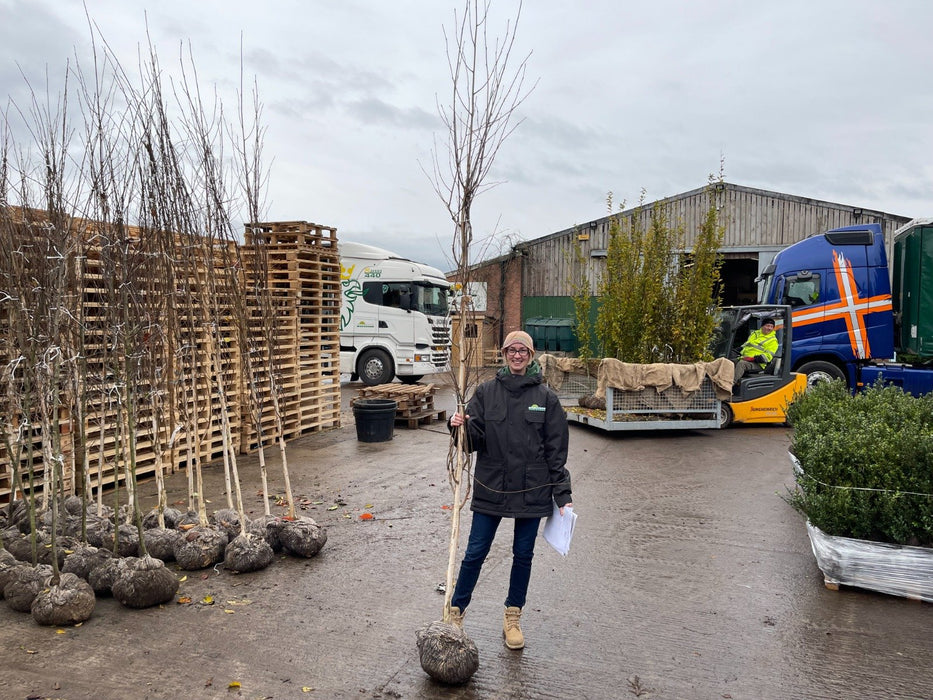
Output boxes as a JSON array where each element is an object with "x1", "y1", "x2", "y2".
[
  {"x1": 0, "y1": 216, "x2": 343, "y2": 503},
  {"x1": 356, "y1": 384, "x2": 447, "y2": 428},
  {"x1": 240, "y1": 221, "x2": 342, "y2": 451}
]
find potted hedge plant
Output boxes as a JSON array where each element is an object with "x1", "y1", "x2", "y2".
[{"x1": 785, "y1": 379, "x2": 933, "y2": 601}]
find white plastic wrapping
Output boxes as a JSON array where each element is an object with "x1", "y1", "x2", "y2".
[
  {"x1": 791, "y1": 452, "x2": 933, "y2": 601},
  {"x1": 806, "y1": 521, "x2": 933, "y2": 602}
]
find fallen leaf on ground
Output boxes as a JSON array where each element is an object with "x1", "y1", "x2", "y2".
[
  {"x1": 223, "y1": 609, "x2": 235, "y2": 614},
  {"x1": 55, "y1": 629, "x2": 66, "y2": 635},
  {"x1": 201, "y1": 595, "x2": 214, "y2": 605},
  {"x1": 364, "y1": 503, "x2": 373, "y2": 508},
  {"x1": 359, "y1": 513, "x2": 374, "y2": 520},
  {"x1": 228, "y1": 681, "x2": 241, "y2": 689},
  {"x1": 327, "y1": 505, "x2": 338, "y2": 511},
  {"x1": 441, "y1": 505, "x2": 451, "y2": 510},
  {"x1": 177, "y1": 596, "x2": 192, "y2": 604}
]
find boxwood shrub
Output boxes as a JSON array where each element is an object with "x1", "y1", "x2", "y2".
[{"x1": 785, "y1": 379, "x2": 933, "y2": 546}]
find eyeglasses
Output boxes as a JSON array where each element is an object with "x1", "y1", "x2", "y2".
[{"x1": 505, "y1": 347, "x2": 530, "y2": 357}]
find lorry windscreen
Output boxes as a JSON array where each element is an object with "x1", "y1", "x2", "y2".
[
  {"x1": 414, "y1": 282, "x2": 449, "y2": 316},
  {"x1": 362, "y1": 281, "x2": 449, "y2": 316}
]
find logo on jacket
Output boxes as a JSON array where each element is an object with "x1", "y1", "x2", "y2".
[{"x1": 527, "y1": 404, "x2": 546, "y2": 412}]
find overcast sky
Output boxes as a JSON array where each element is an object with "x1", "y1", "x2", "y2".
[{"x1": 2, "y1": 1, "x2": 932, "y2": 272}]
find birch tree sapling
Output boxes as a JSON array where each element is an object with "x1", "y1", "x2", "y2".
[{"x1": 417, "y1": 0, "x2": 532, "y2": 685}]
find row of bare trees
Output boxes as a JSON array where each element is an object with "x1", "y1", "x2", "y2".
[{"x1": 0, "y1": 33, "x2": 305, "y2": 585}]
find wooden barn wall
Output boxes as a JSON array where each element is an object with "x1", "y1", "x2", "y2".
[
  {"x1": 448, "y1": 252, "x2": 524, "y2": 352},
  {"x1": 522, "y1": 184, "x2": 911, "y2": 298}
]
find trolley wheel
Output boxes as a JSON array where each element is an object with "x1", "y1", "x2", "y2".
[{"x1": 719, "y1": 403, "x2": 734, "y2": 429}]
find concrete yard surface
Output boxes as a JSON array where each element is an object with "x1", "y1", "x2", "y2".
[{"x1": 1, "y1": 381, "x2": 932, "y2": 699}]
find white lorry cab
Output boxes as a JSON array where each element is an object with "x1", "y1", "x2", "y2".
[{"x1": 339, "y1": 242, "x2": 452, "y2": 385}]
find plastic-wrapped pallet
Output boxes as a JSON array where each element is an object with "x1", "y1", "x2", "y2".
[
  {"x1": 806, "y1": 521, "x2": 933, "y2": 602},
  {"x1": 790, "y1": 451, "x2": 933, "y2": 601}
]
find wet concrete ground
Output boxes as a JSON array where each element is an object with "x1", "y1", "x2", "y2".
[{"x1": 2, "y1": 379, "x2": 933, "y2": 699}]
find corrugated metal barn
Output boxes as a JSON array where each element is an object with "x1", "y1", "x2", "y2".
[{"x1": 453, "y1": 182, "x2": 913, "y2": 359}]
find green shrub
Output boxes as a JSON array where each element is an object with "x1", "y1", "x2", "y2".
[
  {"x1": 593, "y1": 178, "x2": 724, "y2": 364},
  {"x1": 785, "y1": 380, "x2": 933, "y2": 546}
]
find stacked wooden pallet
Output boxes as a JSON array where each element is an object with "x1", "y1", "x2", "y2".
[
  {"x1": 355, "y1": 384, "x2": 448, "y2": 428},
  {"x1": 245, "y1": 220, "x2": 338, "y2": 251},
  {"x1": 239, "y1": 221, "x2": 341, "y2": 452},
  {"x1": 0, "y1": 215, "x2": 342, "y2": 503},
  {"x1": 94, "y1": 227, "x2": 240, "y2": 488}
]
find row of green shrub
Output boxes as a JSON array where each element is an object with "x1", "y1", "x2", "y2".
[{"x1": 786, "y1": 380, "x2": 933, "y2": 546}]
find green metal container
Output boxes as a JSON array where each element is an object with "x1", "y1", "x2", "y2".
[
  {"x1": 524, "y1": 317, "x2": 576, "y2": 353},
  {"x1": 893, "y1": 223, "x2": 933, "y2": 358},
  {"x1": 524, "y1": 318, "x2": 548, "y2": 351}
]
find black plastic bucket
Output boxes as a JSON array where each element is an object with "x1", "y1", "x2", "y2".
[{"x1": 353, "y1": 399, "x2": 398, "y2": 443}]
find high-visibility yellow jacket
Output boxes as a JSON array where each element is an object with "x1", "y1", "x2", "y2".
[{"x1": 740, "y1": 330, "x2": 779, "y2": 368}]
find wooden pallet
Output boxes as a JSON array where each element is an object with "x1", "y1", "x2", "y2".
[
  {"x1": 396, "y1": 407, "x2": 448, "y2": 429},
  {"x1": 355, "y1": 383, "x2": 446, "y2": 428},
  {"x1": 244, "y1": 220, "x2": 338, "y2": 250},
  {"x1": 356, "y1": 383, "x2": 436, "y2": 411}
]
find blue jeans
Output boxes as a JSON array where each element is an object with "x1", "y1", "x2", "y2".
[{"x1": 450, "y1": 512, "x2": 541, "y2": 611}]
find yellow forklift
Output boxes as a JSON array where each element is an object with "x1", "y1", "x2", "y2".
[{"x1": 711, "y1": 304, "x2": 807, "y2": 428}]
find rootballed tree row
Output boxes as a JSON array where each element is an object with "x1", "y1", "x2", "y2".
[{"x1": 0, "y1": 28, "x2": 334, "y2": 626}]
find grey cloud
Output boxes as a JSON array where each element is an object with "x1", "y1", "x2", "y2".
[
  {"x1": 345, "y1": 97, "x2": 439, "y2": 129},
  {"x1": 0, "y1": 3, "x2": 82, "y2": 101},
  {"x1": 513, "y1": 115, "x2": 602, "y2": 152}
]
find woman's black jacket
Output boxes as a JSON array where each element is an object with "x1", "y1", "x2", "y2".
[{"x1": 451, "y1": 363, "x2": 571, "y2": 518}]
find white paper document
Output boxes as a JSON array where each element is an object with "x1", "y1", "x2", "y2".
[{"x1": 542, "y1": 501, "x2": 577, "y2": 556}]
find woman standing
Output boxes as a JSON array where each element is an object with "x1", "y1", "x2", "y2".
[{"x1": 448, "y1": 330, "x2": 572, "y2": 649}]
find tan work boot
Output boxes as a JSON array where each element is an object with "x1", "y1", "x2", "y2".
[
  {"x1": 447, "y1": 606, "x2": 465, "y2": 629},
  {"x1": 503, "y1": 606, "x2": 524, "y2": 649}
]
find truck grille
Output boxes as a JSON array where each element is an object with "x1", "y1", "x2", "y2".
[{"x1": 431, "y1": 321, "x2": 451, "y2": 368}]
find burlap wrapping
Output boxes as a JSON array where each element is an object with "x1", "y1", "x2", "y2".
[{"x1": 539, "y1": 354, "x2": 734, "y2": 402}]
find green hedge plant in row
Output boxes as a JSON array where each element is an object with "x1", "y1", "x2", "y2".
[{"x1": 786, "y1": 380, "x2": 933, "y2": 547}]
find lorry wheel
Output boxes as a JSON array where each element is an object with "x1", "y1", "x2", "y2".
[
  {"x1": 399, "y1": 375, "x2": 423, "y2": 385},
  {"x1": 358, "y1": 349, "x2": 394, "y2": 386},
  {"x1": 798, "y1": 361, "x2": 845, "y2": 390},
  {"x1": 719, "y1": 403, "x2": 733, "y2": 429}
]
